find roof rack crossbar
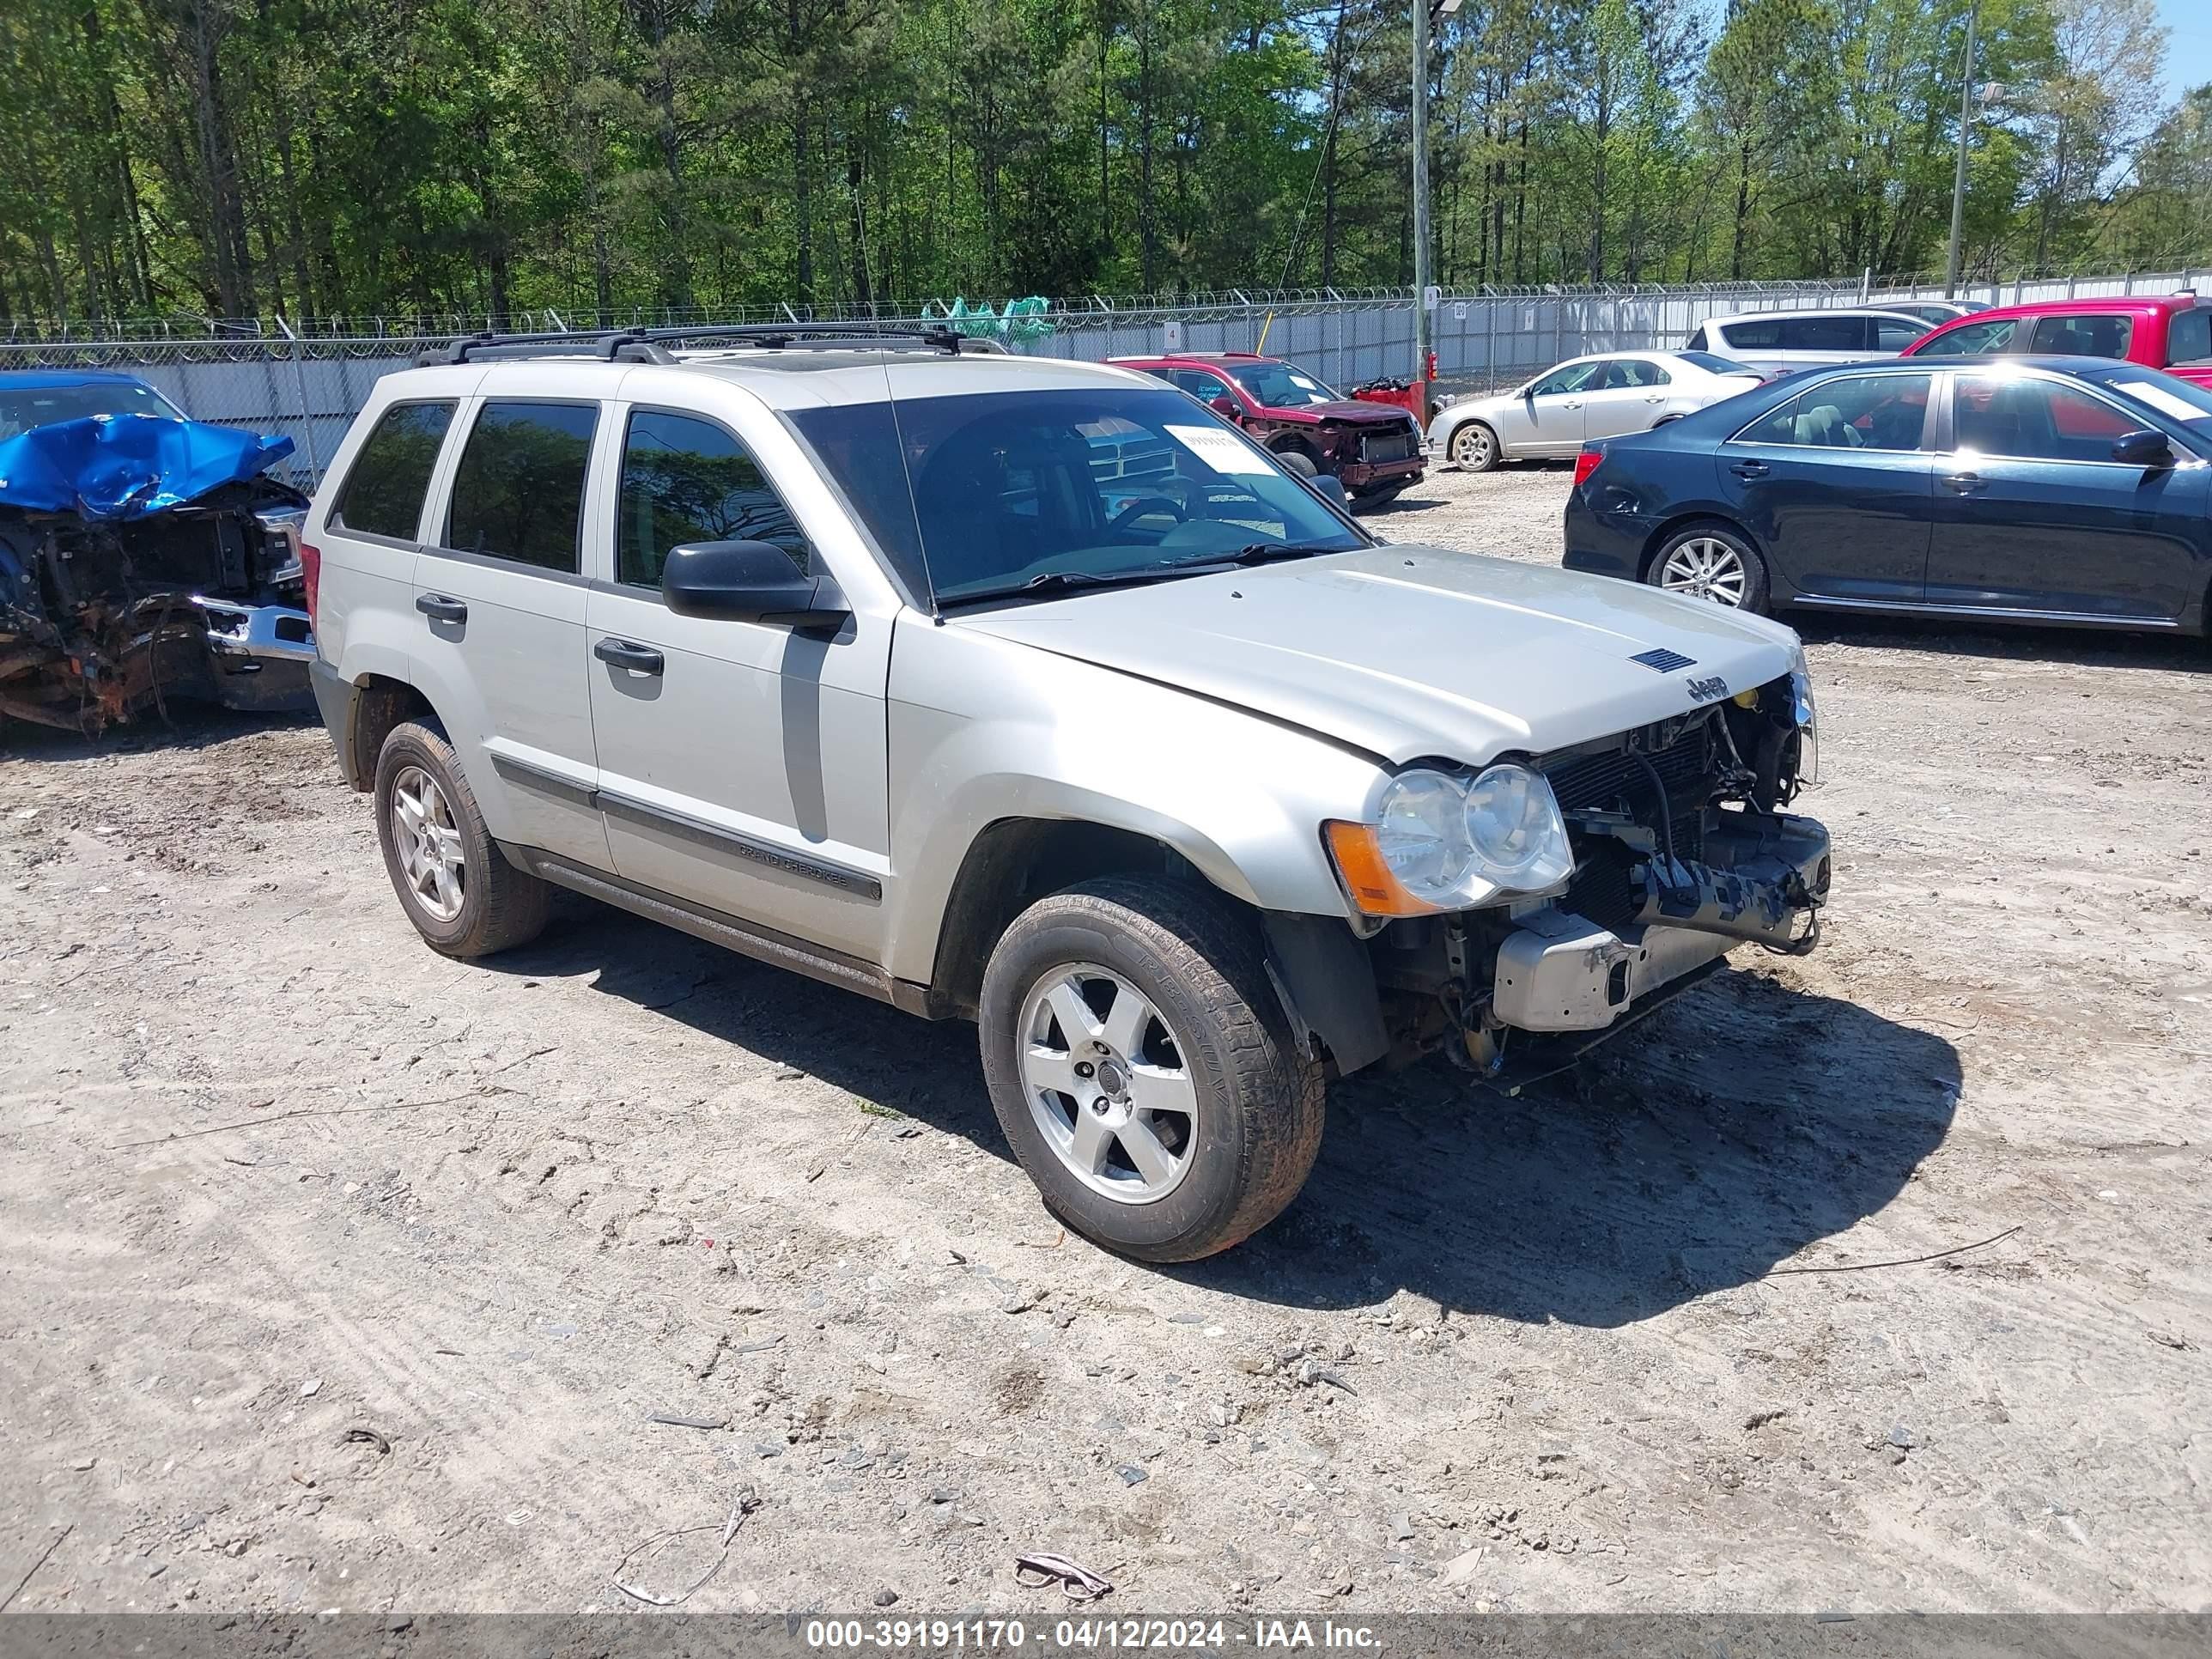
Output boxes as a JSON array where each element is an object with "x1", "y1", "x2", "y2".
[{"x1": 420, "y1": 320, "x2": 981, "y2": 365}]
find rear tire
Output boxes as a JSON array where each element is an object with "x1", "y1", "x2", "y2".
[
  {"x1": 978, "y1": 876, "x2": 1324, "y2": 1262},
  {"x1": 374, "y1": 720, "x2": 550, "y2": 958},
  {"x1": 1447, "y1": 422, "x2": 1499, "y2": 471},
  {"x1": 1645, "y1": 520, "x2": 1771, "y2": 615}
]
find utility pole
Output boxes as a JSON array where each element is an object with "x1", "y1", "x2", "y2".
[
  {"x1": 1412, "y1": 0, "x2": 1460, "y2": 420},
  {"x1": 1945, "y1": 0, "x2": 1981, "y2": 299}
]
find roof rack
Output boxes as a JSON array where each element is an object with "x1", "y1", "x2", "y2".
[{"x1": 418, "y1": 321, "x2": 993, "y2": 367}]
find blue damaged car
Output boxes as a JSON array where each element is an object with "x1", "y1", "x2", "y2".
[{"x1": 0, "y1": 368, "x2": 313, "y2": 733}]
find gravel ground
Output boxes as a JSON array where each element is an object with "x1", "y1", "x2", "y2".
[{"x1": 3, "y1": 464, "x2": 2209, "y2": 1618}]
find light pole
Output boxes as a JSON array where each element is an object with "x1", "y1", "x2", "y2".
[
  {"x1": 1944, "y1": 0, "x2": 1981, "y2": 299},
  {"x1": 1412, "y1": 0, "x2": 1462, "y2": 418}
]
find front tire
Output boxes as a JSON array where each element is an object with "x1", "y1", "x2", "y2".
[
  {"x1": 374, "y1": 720, "x2": 550, "y2": 958},
  {"x1": 1646, "y1": 521, "x2": 1771, "y2": 614},
  {"x1": 1447, "y1": 422, "x2": 1499, "y2": 471},
  {"x1": 978, "y1": 877, "x2": 1324, "y2": 1261},
  {"x1": 1273, "y1": 447, "x2": 1319, "y2": 479}
]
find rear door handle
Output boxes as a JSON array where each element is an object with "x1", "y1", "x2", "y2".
[
  {"x1": 1729, "y1": 459, "x2": 1770, "y2": 479},
  {"x1": 1944, "y1": 471, "x2": 1988, "y2": 494},
  {"x1": 594, "y1": 636, "x2": 665, "y2": 676},
  {"x1": 416, "y1": 593, "x2": 467, "y2": 623}
]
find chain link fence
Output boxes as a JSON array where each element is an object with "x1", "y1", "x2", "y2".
[{"x1": 5, "y1": 269, "x2": 2203, "y2": 487}]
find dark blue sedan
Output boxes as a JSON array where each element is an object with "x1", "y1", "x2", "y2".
[{"x1": 1562, "y1": 356, "x2": 2212, "y2": 635}]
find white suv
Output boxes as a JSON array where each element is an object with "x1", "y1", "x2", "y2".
[
  {"x1": 302, "y1": 325, "x2": 1828, "y2": 1261},
  {"x1": 1684, "y1": 308, "x2": 1934, "y2": 376}
]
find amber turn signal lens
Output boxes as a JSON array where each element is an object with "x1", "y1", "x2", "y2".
[{"x1": 1324, "y1": 821, "x2": 1437, "y2": 918}]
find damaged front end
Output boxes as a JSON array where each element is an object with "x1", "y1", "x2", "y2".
[
  {"x1": 1362, "y1": 673, "x2": 1830, "y2": 1089},
  {"x1": 0, "y1": 408, "x2": 313, "y2": 734}
]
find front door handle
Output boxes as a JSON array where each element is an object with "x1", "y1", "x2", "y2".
[
  {"x1": 416, "y1": 593, "x2": 467, "y2": 623},
  {"x1": 1944, "y1": 471, "x2": 1989, "y2": 494},
  {"x1": 1729, "y1": 459, "x2": 1770, "y2": 479},
  {"x1": 594, "y1": 636, "x2": 665, "y2": 676},
  {"x1": 1561, "y1": 399, "x2": 1583, "y2": 410}
]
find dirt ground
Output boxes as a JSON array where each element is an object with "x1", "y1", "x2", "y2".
[{"x1": 3, "y1": 463, "x2": 2209, "y2": 1619}]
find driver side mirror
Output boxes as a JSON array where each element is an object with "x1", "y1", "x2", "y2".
[
  {"x1": 2111, "y1": 428, "x2": 2175, "y2": 469},
  {"x1": 1307, "y1": 473, "x2": 1348, "y2": 508},
  {"x1": 1209, "y1": 394, "x2": 1243, "y2": 422},
  {"x1": 664, "y1": 539, "x2": 849, "y2": 629}
]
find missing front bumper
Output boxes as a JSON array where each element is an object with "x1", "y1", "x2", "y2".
[{"x1": 1490, "y1": 811, "x2": 1830, "y2": 1036}]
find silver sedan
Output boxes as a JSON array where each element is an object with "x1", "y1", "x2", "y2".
[{"x1": 1429, "y1": 350, "x2": 1766, "y2": 471}]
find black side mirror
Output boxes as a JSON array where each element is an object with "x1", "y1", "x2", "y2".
[
  {"x1": 2111, "y1": 428, "x2": 2175, "y2": 469},
  {"x1": 1209, "y1": 394, "x2": 1243, "y2": 421},
  {"x1": 1307, "y1": 473, "x2": 1348, "y2": 507},
  {"x1": 663, "y1": 539, "x2": 849, "y2": 629}
]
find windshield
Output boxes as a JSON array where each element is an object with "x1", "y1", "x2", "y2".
[
  {"x1": 0, "y1": 378, "x2": 185, "y2": 441},
  {"x1": 2100, "y1": 368, "x2": 2212, "y2": 426},
  {"x1": 787, "y1": 386, "x2": 1366, "y2": 608},
  {"x1": 1225, "y1": 360, "x2": 1342, "y2": 407},
  {"x1": 1678, "y1": 351, "x2": 1759, "y2": 376}
]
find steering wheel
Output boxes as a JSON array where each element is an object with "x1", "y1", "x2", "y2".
[{"x1": 1109, "y1": 495, "x2": 1188, "y2": 532}]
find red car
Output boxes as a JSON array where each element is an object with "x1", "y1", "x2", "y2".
[
  {"x1": 1111, "y1": 351, "x2": 1425, "y2": 508},
  {"x1": 1902, "y1": 291, "x2": 2212, "y2": 386}
]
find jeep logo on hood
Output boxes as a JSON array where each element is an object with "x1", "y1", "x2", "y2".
[{"x1": 1686, "y1": 674, "x2": 1730, "y2": 702}]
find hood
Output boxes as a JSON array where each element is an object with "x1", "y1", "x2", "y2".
[
  {"x1": 1291, "y1": 400, "x2": 1417, "y2": 425},
  {"x1": 0, "y1": 411, "x2": 295, "y2": 521},
  {"x1": 954, "y1": 545, "x2": 1801, "y2": 765}
]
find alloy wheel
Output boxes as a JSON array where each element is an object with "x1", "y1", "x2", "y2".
[
  {"x1": 1657, "y1": 536, "x2": 1750, "y2": 606},
  {"x1": 1018, "y1": 964, "x2": 1198, "y2": 1205},
  {"x1": 391, "y1": 764, "x2": 467, "y2": 923},
  {"x1": 1449, "y1": 424, "x2": 1493, "y2": 468}
]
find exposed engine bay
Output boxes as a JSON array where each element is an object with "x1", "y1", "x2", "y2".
[
  {"x1": 1365, "y1": 675, "x2": 1830, "y2": 1084},
  {"x1": 0, "y1": 400, "x2": 314, "y2": 734}
]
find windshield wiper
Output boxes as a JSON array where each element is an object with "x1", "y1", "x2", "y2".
[
  {"x1": 939, "y1": 565, "x2": 1190, "y2": 608},
  {"x1": 1156, "y1": 540, "x2": 1349, "y2": 572}
]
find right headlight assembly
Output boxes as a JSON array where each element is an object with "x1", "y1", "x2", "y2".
[{"x1": 1327, "y1": 762, "x2": 1576, "y2": 917}]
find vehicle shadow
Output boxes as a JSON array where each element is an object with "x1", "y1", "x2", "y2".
[
  {"x1": 1174, "y1": 969, "x2": 1960, "y2": 1328},
  {"x1": 1792, "y1": 612, "x2": 2209, "y2": 672},
  {"x1": 0, "y1": 702, "x2": 316, "y2": 762},
  {"x1": 488, "y1": 900, "x2": 1956, "y2": 1328},
  {"x1": 477, "y1": 896, "x2": 1006, "y2": 1147}
]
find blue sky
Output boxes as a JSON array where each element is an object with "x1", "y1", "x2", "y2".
[{"x1": 2154, "y1": 0, "x2": 2209, "y2": 102}]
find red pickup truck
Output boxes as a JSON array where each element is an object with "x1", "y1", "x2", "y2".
[{"x1": 1901, "y1": 292, "x2": 2212, "y2": 386}]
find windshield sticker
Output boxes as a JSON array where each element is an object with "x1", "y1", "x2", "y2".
[
  {"x1": 1166, "y1": 423, "x2": 1273, "y2": 475},
  {"x1": 2113, "y1": 380, "x2": 2207, "y2": 422}
]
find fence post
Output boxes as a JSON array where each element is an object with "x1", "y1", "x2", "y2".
[{"x1": 276, "y1": 316, "x2": 321, "y2": 480}]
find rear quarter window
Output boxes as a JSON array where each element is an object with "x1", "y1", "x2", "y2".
[{"x1": 331, "y1": 401, "x2": 455, "y2": 540}]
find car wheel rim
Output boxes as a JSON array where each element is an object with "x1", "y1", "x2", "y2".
[
  {"x1": 1657, "y1": 537, "x2": 1749, "y2": 607},
  {"x1": 391, "y1": 764, "x2": 467, "y2": 923},
  {"x1": 1451, "y1": 427, "x2": 1491, "y2": 466},
  {"x1": 1018, "y1": 963, "x2": 1198, "y2": 1206}
]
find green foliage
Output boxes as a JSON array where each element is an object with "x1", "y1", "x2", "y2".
[{"x1": 0, "y1": 0, "x2": 2202, "y2": 325}]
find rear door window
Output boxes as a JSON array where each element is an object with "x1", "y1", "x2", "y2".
[
  {"x1": 1874, "y1": 317, "x2": 1931, "y2": 351},
  {"x1": 1779, "y1": 314, "x2": 1870, "y2": 352},
  {"x1": 1603, "y1": 360, "x2": 1671, "y2": 388},
  {"x1": 617, "y1": 410, "x2": 809, "y2": 589},
  {"x1": 1736, "y1": 373, "x2": 1934, "y2": 450},
  {"x1": 332, "y1": 401, "x2": 455, "y2": 541},
  {"x1": 2028, "y1": 314, "x2": 2133, "y2": 358},
  {"x1": 443, "y1": 401, "x2": 598, "y2": 574},
  {"x1": 2169, "y1": 307, "x2": 2212, "y2": 365}
]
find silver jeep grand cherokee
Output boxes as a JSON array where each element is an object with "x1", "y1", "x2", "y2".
[{"x1": 302, "y1": 325, "x2": 1828, "y2": 1261}]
